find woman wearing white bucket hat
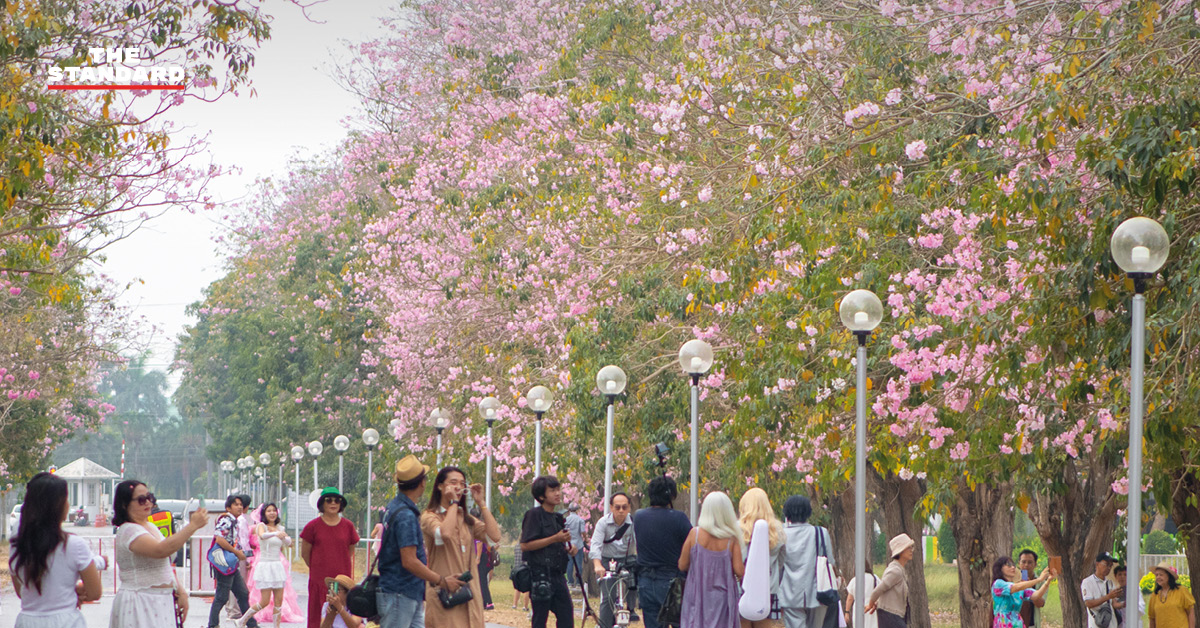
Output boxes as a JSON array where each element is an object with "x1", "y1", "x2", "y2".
[{"x1": 864, "y1": 534, "x2": 916, "y2": 628}]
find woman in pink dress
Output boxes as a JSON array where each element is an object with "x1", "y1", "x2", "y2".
[{"x1": 244, "y1": 504, "x2": 304, "y2": 625}]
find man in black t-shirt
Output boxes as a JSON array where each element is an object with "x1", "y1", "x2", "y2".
[{"x1": 520, "y1": 475, "x2": 576, "y2": 628}]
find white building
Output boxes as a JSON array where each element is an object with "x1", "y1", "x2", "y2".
[{"x1": 55, "y1": 457, "x2": 120, "y2": 520}]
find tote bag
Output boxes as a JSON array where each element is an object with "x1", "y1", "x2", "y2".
[{"x1": 815, "y1": 527, "x2": 839, "y2": 606}]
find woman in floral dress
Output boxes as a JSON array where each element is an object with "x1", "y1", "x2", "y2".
[{"x1": 991, "y1": 556, "x2": 1053, "y2": 628}]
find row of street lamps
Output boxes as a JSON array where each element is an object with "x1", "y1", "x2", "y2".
[{"x1": 213, "y1": 217, "x2": 1166, "y2": 628}]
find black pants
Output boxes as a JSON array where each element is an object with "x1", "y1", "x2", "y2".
[
  {"x1": 478, "y1": 556, "x2": 493, "y2": 607},
  {"x1": 209, "y1": 569, "x2": 256, "y2": 628},
  {"x1": 531, "y1": 570, "x2": 573, "y2": 628}
]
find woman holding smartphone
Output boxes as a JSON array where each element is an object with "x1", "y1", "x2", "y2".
[
  {"x1": 420, "y1": 466, "x2": 502, "y2": 628},
  {"x1": 320, "y1": 574, "x2": 362, "y2": 628}
]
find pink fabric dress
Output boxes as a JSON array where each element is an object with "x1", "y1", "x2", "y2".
[{"x1": 245, "y1": 508, "x2": 304, "y2": 623}]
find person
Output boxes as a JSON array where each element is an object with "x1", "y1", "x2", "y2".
[
  {"x1": 739, "y1": 487, "x2": 784, "y2": 628},
  {"x1": 679, "y1": 491, "x2": 744, "y2": 628},
  {"x1": 845, "y1": 559, "x2": 879, "y2": 628},
  {"x1": 470, "y1": 507, "x2": 495, "y2": 611},
  {"x1": 226, "y1": 494, "x2": 254, "y2": 622},
  {"x1": 301, "y1": 487, "x2": 360, "y2": 628},
  {"x1": 1114, "y1": 565, "x2": 1146, "y2": 628},
  {"x1": 372, "y1": 512, "x2": 386, "y2": 557},
  {"x1": 591, "y1": 492, "x2": 638, "y2": 628},
  {"x1": 238, "y1": 503, "x2": 293, "y2": 628},
  {"x1": 1083, "y1": 553, "x2": 1122, "y2": 628},
  {"x1": 633, "y1": 475, "x2": 692, "y2": 628},
  {"x1": 8, "y1": 472, "x2": 102, "y2": 628},
  {"x1": 378, "y1": 455, "x2": 462, "y2": 628},
  {"x1": 208, "y1": 494, "x2": 259, "y2": 628},
  {"x1": 865, "y1": 534, "x2": 916, "y2": 628},
  {"x1": 520, "y1": 475, "x2": 577, "y2": 628},
  {"x1": 512, "y1": 542, "x2": 531, "y2": 612},
  {"x1": 110, "y1": 479, "x2": 207, "y2": 628},
  {"x1": 1147, "y1": 563, "x2": 1195, "y2": 628},
  {"x1": 991, "y1": 556, "x2": 1053, "y2": 628},
  {"x1": 778, "y1": 495, "x2": 833, "y2": 628},
  {"x1": 321, "y1": 574, "x2": 363, "y2": 628},
  {"x1": 419, "y1": 466, "x2": 502, "y2": 627},
  {"x1": 564, "y1": 503, "x2": 587, "y2": 587},
  {"x1": 1017, "y1": 550, "x2": 1046, "y2": 628}
]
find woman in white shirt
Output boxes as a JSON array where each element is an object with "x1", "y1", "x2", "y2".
[
  {"x1": 844, "y1": 559, "x2": 880, "y2": 628},
  {"x1": 110, "y1": 480, "x2": 209, "y2": 628},
  {"x1": 238, "y1": 503, "x2": 293, "y2": 628},
  {"x1": 8, "y1": 472, "x2": 102, "y2": 628}
]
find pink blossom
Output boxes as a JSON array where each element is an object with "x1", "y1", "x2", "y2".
[
  {"x1": 709, "y1": 269, "x2": 729, "y2": 284},
  {"x1": 905, "y1": 139, "x2": 927, "y2": 161}
]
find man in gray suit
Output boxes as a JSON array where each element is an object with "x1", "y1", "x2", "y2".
[{"x1": 778, "y1": 495, "x2": 836, "y2": 628}]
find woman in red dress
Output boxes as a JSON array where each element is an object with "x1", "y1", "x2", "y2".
[{"x1": 300, "y1": 488, "x2": 359, "y2": 628}]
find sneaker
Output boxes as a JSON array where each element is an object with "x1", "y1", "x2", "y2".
[{"x1": 485, "y1": 604, "x2": 495, "y2": 610}]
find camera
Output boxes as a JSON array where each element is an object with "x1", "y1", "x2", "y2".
[{"x1": 531, "y1": 577, "x2": 554, "y2": 602}]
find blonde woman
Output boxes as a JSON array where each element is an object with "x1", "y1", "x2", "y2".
[
  {"x1": 739, "y1": 488, "x2": 784, "y2": 628},
  {"x1": 679, "y1": 492, "x2": 745, "y2": 628}
]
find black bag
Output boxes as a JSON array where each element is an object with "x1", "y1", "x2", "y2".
[
  {"x1": 438, "y1": 583, "x2": 474, "y2": 609},
  {"x1": 511, "y1": 563, "x2": 533, "y2": 593},
  {"x1": 348, "y1": 508, "x2": 393, "y2": 620},
  {"x1": 657, "y1": 575, "x2": 687, "y2": 627}
]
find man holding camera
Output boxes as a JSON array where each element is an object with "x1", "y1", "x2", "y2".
[
  {"x1": 520, "y1": 475, "x2": 577, "y2": 628},
  {"x1": 591, "y1": 492, "x2": 638, "y2": 628}
]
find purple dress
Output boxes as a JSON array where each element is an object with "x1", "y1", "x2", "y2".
[{"x1": 681, "y1": 534, "x2": 740, "y2": 628}]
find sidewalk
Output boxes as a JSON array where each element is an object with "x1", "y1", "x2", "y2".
[{"x1": 1, "y1": 565, "x2": 517, "y2": 628}]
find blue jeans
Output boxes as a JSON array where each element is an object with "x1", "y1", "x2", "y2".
[
  {"x1": 208, "y1": 570, "x2": 255, "y2": 628},
  {"x1": 377, "y1": 591, "x2": 425, "y2": 628},
  {"x1": 638, "y1": 569, "x2": 680, "y2": 628},
  {"x1": 566, "y1": 551, "x2": 583, "y2": 584}
]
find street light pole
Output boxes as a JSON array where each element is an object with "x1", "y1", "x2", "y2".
[
  {"x1": 526, "y1": 386, "x2": 555, "y2": 481},
  {"x1": 334, "y1": 435, "x2": 350, "y2": 493},
  {"x1": 479, "y1": 398, "x2": 502, "y2": 511},
  {"x1": 596, "y1": 366, "x2": 628, "y2": 516},
  {"x1": 363, "y1": 429, "x2": 380, "y2": 535},
  {"x1": 290, "y1": 445, "x2": 304, "y2": 561},
  {"x1": 1111, "y1": 216, "x2": 1169, "y2": 627},
  {"x1": 678, "y1": 340, "x2": 714, "y2": 524},
  {"x1": 308, "y1": 440, "x2": 323, "y2": 492},
  {"x1": 840, "y1": 288, "x2": 884, "y2": 628}
]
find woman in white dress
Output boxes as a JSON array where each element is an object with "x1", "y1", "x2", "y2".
[
  {"x1": 239, "y1": 503, "x2": 292, "y2": 628},
  {"x1": 110, "y1": 480, "x2": 209, "y2": 628},
  {"x1": 9, "y1": 472, "x2": 102, "y2": 628},
  {"x1": 844, "y1": 559, "x2": 879, "y2": 628}
]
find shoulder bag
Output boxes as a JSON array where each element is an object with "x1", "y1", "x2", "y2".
[
  {"x1": 814, "y1": 527, "x2": 839, "y2": 606},
  {"x1": 207, "y1": 515, "x2": 239, "y2": 576},
  {"x1": 348, "y1": 508, "x2": 398, "y2": 620}
]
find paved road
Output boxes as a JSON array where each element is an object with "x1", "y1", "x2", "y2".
[{"x1": 1, "y1": 537, "x2": 517, "y2": 628}]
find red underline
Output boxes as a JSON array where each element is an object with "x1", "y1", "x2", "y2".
[{"x1": 48, "y1": 84, "x2": 185, "y2": 91}]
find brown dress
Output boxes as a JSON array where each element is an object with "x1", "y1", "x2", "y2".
[{"x1": 420, "y1": 508, "x2": 489, "y2": 627}]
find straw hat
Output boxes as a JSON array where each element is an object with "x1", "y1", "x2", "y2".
[
  {"x1": 394, "y1": 454, "x2": 430, "y2": 483},
  {"x1": 324, "y1": 574, "x2": 356, "y2": 593},
  {"x1": 1153, "y1": 562, "x2": 1179, "y2": 578},
  {"x1": 889, "y1": 533, "x2": 916, "y2": 559}
]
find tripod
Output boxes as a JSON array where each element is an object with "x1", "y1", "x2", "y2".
[{"x1": 572, "y1": 550, "x2": 601, "y2": 627}]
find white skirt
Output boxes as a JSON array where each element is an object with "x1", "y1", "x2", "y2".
[
  {"x1": 15, "y1": 609, "x2": 87, "y2": 628},
  {"x1": 254, "y1": 560, "x2": 288, "y2": 589},
  {"x1": 110, "y1": 587, "x2": 176, "y2": 628}
]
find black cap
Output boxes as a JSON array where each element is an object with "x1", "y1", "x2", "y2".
[{"x1": 1096, "y1": 552, "x2": 1117, "y2": 564}]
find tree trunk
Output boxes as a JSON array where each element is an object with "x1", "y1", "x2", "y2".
[
  {"x1": 829, "y1": 486, "x2": 860, "y2": 581},
  {"x1": 1167, "y1": 470, "x2": 1200, "y2": 604},
  {"x1": 1028, "y1": 456, "x2": 1120, "y2": 628},
  {"x1": 874, "y1": 470, "x2": 931, "y2": 628},
  {"x1": 950, "y1": 478, "x2": 1015, "y2": 628},
  {"x1": 1150, "y1": 512, "x2": 1168, "y2": 533}
]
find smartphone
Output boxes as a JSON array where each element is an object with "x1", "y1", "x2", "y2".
[
  {"x1": 1049, "y1": 556, "x2": 1062, "y2": 575},
  {"x1": 328, "y1": 581, "x2": 339, "y2": 595}
]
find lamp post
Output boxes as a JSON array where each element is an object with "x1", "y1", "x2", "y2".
[
  {"x1": 478, "y1": 397, "x2": 502, "y2": 510},
  {"x1": 525, "y1": 386, "x2": 555, "y2": 480},
  {"x1": 596, "y1": 365, "x2": 627, "y2": 516},
  {"x1": 1111, "y1": 216, "x2": 1169, "y2": 627},
  {"x1": 389, "y1": 418, "x2": 403, "y2": 444},
  {"x1": 237, "y1": 457, "x2": 250, "y2": 495},
  {"x1": 678, "y1": 339, "x2": 713, "y2": 524},
  {"x1": 221, "y1": 460, "x2": 234, "y2": 495},
  {"x1": 253, "y1": 466, "x2": 264, "y2": 505},
  {"x1": 277, "y1": 454, "x2": 286, "y2": 505},
  {"x1": 308, "y1": 441, "x2": 323, "y2": 491},
  {"x1": 334, "y1": 435, "x2": 350, "y2": 493},
  {"x1": 839, "y1": 288, "x2": 884, "y2": 628},
  {"x1": 290, "y1": 445, "x2": 304, "y2": 551},
  {"x1": 363, "y1": 428, "x2": 380, "y2": 534},
  {"x1": 259, "y1": 453, "x2": 271, "y2": 501},
  {"x1": 428, "y1": 409, "x2": 449, "y2": 466}
]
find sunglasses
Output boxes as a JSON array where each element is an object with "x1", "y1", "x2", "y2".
[{"x1": 135, "y1": 495, "x2": 154, "y2": 506}]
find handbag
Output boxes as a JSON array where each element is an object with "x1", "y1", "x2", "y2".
[
  {"x1": 438, "y1": 572, "x2": 474, "y2": 609},
  {"x1": 814, "y1": 527, "x2": 839, "y2": 607},
  {"x1": 347, "y1": 510, "x2": 391, "y2": 620},
  {"x1": 1088, "y1": 581, "x2": 1114, "y2": 628},
  {"x1": 511, "y1": 562, "x2": 533, "y2": 593},
  {"x1": 657, "y1": 575, "x2": 687, "y2": 627}
]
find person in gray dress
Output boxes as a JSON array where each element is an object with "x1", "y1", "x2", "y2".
[{"x1": 777, "y1": 496, "x2": 835, "y2": 628}]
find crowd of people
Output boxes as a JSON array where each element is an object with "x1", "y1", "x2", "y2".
[{"x1": 5, "y1": 464, "x2": 1198, "y2": 628}]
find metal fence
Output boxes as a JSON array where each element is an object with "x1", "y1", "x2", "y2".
[{"x1": 1139, "y1": 553, "x2": 1189, "y2": 577}]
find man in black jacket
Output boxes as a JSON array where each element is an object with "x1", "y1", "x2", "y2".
[{"x1": 520, "y1": 475, "x2": 577, "y2": 628}]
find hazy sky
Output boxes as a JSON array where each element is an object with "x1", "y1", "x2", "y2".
[{"x1": 100, "y1": 0, "x2": 395, "y2": 385}]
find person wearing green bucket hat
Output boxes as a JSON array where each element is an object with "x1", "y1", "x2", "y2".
[{"x1": 301, "y1": 487, "x2": 360, "y2": 628}]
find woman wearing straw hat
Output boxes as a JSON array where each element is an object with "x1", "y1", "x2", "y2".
[
  {"x1": 865, "y1": 534, "x2": 917, "y2": 628},
  {"x1": 1147, "y1": 563, "x2": 1195, "y2": 628},
  {"x1": 320, "y1": 574, "x2": 363, "y2": 628}
]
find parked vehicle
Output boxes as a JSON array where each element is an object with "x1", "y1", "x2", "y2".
[
  {"x1": 7, "y1": 503, "x2": 21, "y2": 537},
  {"x1": 72, "y1": 505, "x2": 90, "y2": 527}
]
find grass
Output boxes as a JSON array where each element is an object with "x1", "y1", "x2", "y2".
[{"x1": 923, "y1": 562, "x2": 1065, "y2": 627}]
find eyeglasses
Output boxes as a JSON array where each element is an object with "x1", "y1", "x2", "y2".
[
  {"x1": 134, "y1": 495, "x2": 154, "y2": 505},
  {"x1": 612, "y1": 504, "x2": 630, "y2": 511}
]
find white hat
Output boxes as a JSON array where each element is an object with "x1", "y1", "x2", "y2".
[{"x1": 889, "y1": 533, "x2": 916, "y2": 559}]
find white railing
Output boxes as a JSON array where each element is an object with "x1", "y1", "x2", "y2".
[{"x1": 1139, "y1": 553, "x2": 1189, "y2": 578}]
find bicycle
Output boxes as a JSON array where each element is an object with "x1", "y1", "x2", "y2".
[{"x1": 598, "y1": 559, "x2": 636, "y2": 627}]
